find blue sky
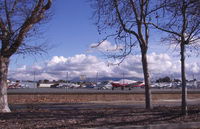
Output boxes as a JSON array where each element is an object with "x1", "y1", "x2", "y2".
[
  {"x1": 10, "y1": 0, "x2": 98, "y2": 67},
  {"x1": 46, "y1": 0, "x2": 99, "y2": 57},
  {"x1": 8, "y1": 0, "x2": 200, "y2": 81}
]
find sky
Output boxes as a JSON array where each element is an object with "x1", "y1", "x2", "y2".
[{"x1": 8, "y1": 0, "x2": 200, "y2": 81}]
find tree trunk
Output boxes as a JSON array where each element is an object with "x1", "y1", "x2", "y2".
[
  {"x1": 180, "y1": 43, "x2": 187, "y2": 115},
  {"x1": 0, "y1": 56, "x2": 11, "y2": 113},
  {"x1": 141, "y1": 48, "x2": 152, "y2": 110}
]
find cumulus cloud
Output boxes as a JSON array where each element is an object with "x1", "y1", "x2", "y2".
[
  {"x1": 8, "y1": 53, "x2": 200, "y2": 81},
  {"x1": 9, "y1": 54, "x2": 113, "y2": 81}
]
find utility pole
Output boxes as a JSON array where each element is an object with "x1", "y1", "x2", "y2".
[
  {"x1": 122, "y1": 73, "x2": 125, "y2": 90},
  {"x1": 123, "y1": 73, "x2": 125, "y2": 84},
  {"x1": 96, "y1": 72, "x2": 98, "y2": 86},
  {"x1": 65, "y1": 72, "x2": 69, "y2": 92},
  {"x1": 193, "y1": 74, "x2": 195, "y2": 87},
  {"x1": 66, "y1": 72, "x2": 69, "y2": 82},
  {"x1": 33, "y1": 71, "x2": 35, "y2": 82}
]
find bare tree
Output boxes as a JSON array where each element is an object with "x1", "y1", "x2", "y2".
[
  {"x1": 90, "y1": 0, "x2": 159, "y2": 109},
  {"x1": 0, "y1": 0, "x2": 52, "y2": 112},
  {"x1": 150, "y1": 0, "x2": 200, "y2": 115}
]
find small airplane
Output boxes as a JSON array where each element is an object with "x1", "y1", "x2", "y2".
[
  {"x1": 111, "y1": 82, "x2": 128, "y2": 90},
  {"x1": 126, "y1": 81, "x2": 145, "y2": 87},
  {"x1": 96, "y1": 81, "x2": 113, "y2": 90},
  {"x1": 86, "y1": 82, "x2": 95, "y2": 88},
  {"x1": 8, "y1": 81, "x2": 20, "y2": 89},
  {"x1": 111, "y1": 80, "x2": 145, "y2": 90}
]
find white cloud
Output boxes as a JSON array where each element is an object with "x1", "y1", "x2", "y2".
[
  {"x1": 46, "y1": 56, "x2": 67, "y2": 67},
  {"x1": 9, "y1": 54, "x2": 113, "y2": 81},
  {"x1": 87, "y1": 40, "x2": 123, "y2": 53},
  {"x1": 16, "y1": 65, "x2": 27, "y2": 71},
  {"x1": 8, "y1": 53, "x2": 200, "y2": 81},
  {"x1": 186, "y1": 62, "x2": 200, "y2": 74},
  {"x1": 148, "y1": 53, "x2": 173, "y2": 73}
]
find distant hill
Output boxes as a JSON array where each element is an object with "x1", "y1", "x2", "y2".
[
  {"x1": 8, "y1": 76, "x2": 143, "y2": 83},
  {"x1": 71, "y1": 76, "x2": 143, "y2": 82},
  {"x1": 7, "y1": 78, "x2": 16, "y2": 81}
]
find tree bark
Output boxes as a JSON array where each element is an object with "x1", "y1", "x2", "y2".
[
  {"x1": 181, "y1": 1, "x2": 188, "y2": 116},
  {"x1": 0, "y1": 56, "x2": 10, "y2": 113},
  {"x1": 180, "y1": 42, "x2": 187, "y2": 115},
  {"x1": 141, "y1": 48, "x2": 152, "y2": 110}
]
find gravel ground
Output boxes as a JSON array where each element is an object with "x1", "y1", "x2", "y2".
[
  {"x1": 7, "y1": 88, "x2": 200, "y2": 94},
  {"x1": 1, "y1": 103, "x2": 200, "y2": 129}
]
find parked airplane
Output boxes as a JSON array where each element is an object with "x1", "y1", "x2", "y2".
[
  {"x1": 86, "y1": 82, "x2": 95, "y2": 88},
  {"x1": 111, "y1": 79, "x2": 144, "y2": 90},
  {"x1": 126, "y1": 81, "x2": 145, "y2": 88},
  {"x1": 96, "y1": 81, "x2": 113, "y2": 90},
  {"x1": 8, "y1": 82, "x2": 19, "y2": 88}
]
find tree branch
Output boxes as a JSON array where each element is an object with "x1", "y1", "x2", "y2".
[
  {"x1": 148, "y1": 22, "x2": 182, "y2": 37},
  {"x1": 130, "y1": 0, "x2": 146, "y2": 47},
  {"x1": 7, "y1": 0, "x2": 52, "y2": 57},
  {"x1": 90, "y1": 33, "x2": 118, "y2": 48},
  {"x1": 5, "y1": 0, "x2": 13, "y2": 34},
  {"x1": 10, "y1": 0, "x2": 18, "y2": 14},
  {"x1": 0, "y1": 17, "x2": 8, "y2": 36},
  {"x1": 113, "y1": 0, "x2": 140, "y2": 41},
  {"x1": 130, "y1": 0, "x2": 140, "y2": 22}
]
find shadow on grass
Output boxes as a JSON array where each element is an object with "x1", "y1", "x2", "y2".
[{"x1": 0, "y1": 103, "x2": 199, "y2": 129}]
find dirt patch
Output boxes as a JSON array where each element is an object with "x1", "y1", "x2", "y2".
[
  {"x1": 0, "y1": 103, "x2": 200, "y2": 129},
  {"x1": 8, "y1": 91, "x2": 200, "y2": 104}
]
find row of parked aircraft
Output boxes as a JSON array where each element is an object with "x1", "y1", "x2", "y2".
[
  {"x1": 8, "y1": 79, "x2": 199, "y2": 89},
  {"x1": 7, "y1": 79, "x2": 145, "y2": 90},
  {"x1": 52, "y1": 80, "x2": 145, "y2": 90}
]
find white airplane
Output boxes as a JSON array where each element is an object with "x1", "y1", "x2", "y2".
[{"x1": 96, "y1": 81, "x2": 113, "y2": 90}]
